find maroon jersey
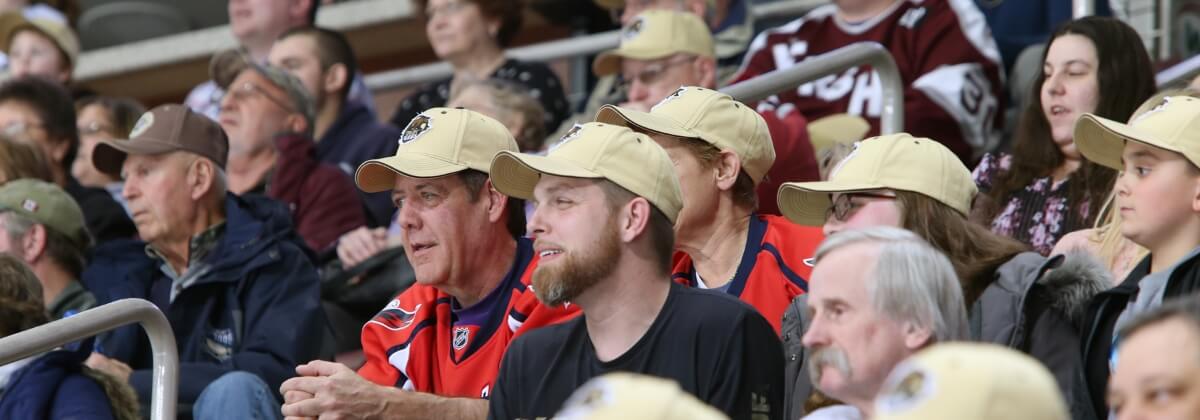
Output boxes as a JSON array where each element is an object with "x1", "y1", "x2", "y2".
[{"x1": 732, "y1": 0, "x2": 1005, "y2": 162}]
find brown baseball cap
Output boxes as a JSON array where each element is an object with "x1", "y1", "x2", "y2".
[{"x1": 92, "y1": 104, "x2": 229, "y2": 176}]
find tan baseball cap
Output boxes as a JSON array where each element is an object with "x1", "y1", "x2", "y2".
[
  {"x1": 873, "y1": 343, "x2": 1068, "y2": 420},
  {"x1": 777, "y1": 133, "x2": 975, "y2": 226},
  {"x1": 593, "y1": 10, "x2": 714, "y2": 77},
  {"x1": 1075, "y1": 95, "x2": 1200, "y2": 170},
  {"x1": 555, "y1": 373, "x2": 728, "y2": 420},
  {"x1": 489, "y1": 122, "x2": 683, "y2": 224},
  {"x1": 92, "y1": 104, "x2": 230, "y2": 176},
  {"x1": 808, "y1": 114, "x2": 871, "y2": 154},
  {"x1": 596, "y1": 86, "x2": 775, "y2": 185},
  {"x1": 355, "y1": 108, "x2": 517, "y2": 193},
  {"x1": 0, "y1": 179, "x2": 89, "y2": 248},
  {"x1": 0, "y1": 12, "x2": 79, "y2": 67}
]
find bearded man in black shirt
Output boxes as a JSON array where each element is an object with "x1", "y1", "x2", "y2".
[{"x1": 486, "y1": 122, "x2": 783, "y2": 420}]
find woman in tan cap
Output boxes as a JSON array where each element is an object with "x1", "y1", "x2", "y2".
[{"x1": 777, "y1": 133, "x2": 1107, "y2": 420}]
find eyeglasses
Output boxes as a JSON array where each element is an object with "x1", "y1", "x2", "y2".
[
  {"x1": 826, "y1": 192, "x2": 897, "y2": 222},
  {"x1": 226, "y1": 81, "x2": 296, "y2": 113},
  {"x1": 1, "y1": 120, "x2": 44, "y2": 138},
  {"x1": 618, "y1": 55, "x2": 697, "y2": 92},
  {"x1": 78, "y1": 121, "x2": 115, "y2": 137}
]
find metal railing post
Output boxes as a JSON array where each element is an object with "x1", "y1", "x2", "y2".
[
  {"x1": 720, "y1": 42, "x2": 905, "y2": 135},
  {"x1": 1074, "y1": 0, "x2": 1095, "y2": 18},
  {"x1": 0, "y1": 299, "x2": 178, "y2": 420}
]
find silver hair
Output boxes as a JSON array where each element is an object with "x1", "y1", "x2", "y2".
[{"x1": 815, "y1": 226, "x2": 969, "y2": 342}]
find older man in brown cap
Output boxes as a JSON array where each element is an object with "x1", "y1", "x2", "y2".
[{"x1": 83, "y1": 104, "x2": 324, "y2": 418}]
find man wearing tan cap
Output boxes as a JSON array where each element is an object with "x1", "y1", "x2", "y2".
[
  {"x1": 596, "y1": 87, "x2": 823, "y2": 334},
  {"x1": 0, "y1": 178, "x2": 94, "y2": 320},
  {"x1": 213, "y1": 49, "x2": 366, "y2": 252},
  {"x1": 589, "y1": 11, "x2": 819, "y2": 214},
  {"x1": 279, "y1": 108, "x2": 577, "y2": 420},
  {"x1": 486, "y1": 122, "x2": 783, "y2": 420},
  {"x1": 593, "y1": 0, "x2": 754, "y2": 84},
  {"x1": 84, "y1": 104, "x2": 325, "y2": 416}
]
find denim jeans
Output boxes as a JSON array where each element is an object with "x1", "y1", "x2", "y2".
[{"x1": 193, "y1": 371, "x2": 281, "y2": 420}]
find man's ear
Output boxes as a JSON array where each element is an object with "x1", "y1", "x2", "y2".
[
  {"x1": 714, "y1": 150, "x2": 741, "y2": 192},
  {"x1": 694, "y1": 57, "x2": 717, "y2": 88},
  {"x1": 617, "y1": 197, "x2": 652, "y2": 244},
  {"x1": 902, "y1": 322, "x2": 933, "y2": 350},
  {"x1": 188, "y1": 158, "x2": 216, "y2": 201},
  {"x1": 286, "y1": 113, "x2": 310, "y2": 136},
  {"x1": 484, "y1": 179, "x2": 508, "y2": 224},
  {"x1": 21, "y1": 223, "x2": 46, "y2": 264},
  {"x1": 323, "y1": 63, "x2": 349, "y2": 98},
  {"x1": 1192, "y1": 176, "x2": 1200, "y2": 212}
]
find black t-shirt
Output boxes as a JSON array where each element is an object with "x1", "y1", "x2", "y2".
[{"x1": 488, "y1": 281, "x2": 783, "y2": 420}]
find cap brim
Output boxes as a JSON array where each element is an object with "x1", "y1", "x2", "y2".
[
  {"x1": 1074, "y1": 113, "x2": 1182, "y2": 170},
  {"x1": 595, "y1": 105, "x2": 699, "y2": 140},
  {"x1": 490, "y1": 151, "x2": 604, "y2": 200},
  {"x1": 92, "y1": 139, "x2": 180, "y2": 176},
  {"x1": 777, "y1": 181, "x2": 889, "y2": 226},
  {"x1": 592, "y1": 49, "x2": 672, "y2": 77},
  {"x1": 355, "y1": 154, "x2": 470, "y2": 193}
]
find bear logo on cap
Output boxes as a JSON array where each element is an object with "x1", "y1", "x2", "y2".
[
  {"x1": 622, "y1": 16, "x2": 645, "y2": 41},
  {"x1": 550, "y1": 124, "x2": 585, "y2": 152},
  {"x1": 651, "y1": 87, "x2": 688, "y2": 112},
  {"x1": 399, "y1": 114, "x2": 433, "y2": 145},
  {"x1": 128, "y1": 112, "x2": 155, "y2": 140}
]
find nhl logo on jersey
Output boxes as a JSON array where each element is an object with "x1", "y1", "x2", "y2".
[
  {"x1": 622, "y1": 16, "x2": 645, "y2": 41},
  {"x1": 453, "y1": 327, "x2": 470, "y2": 350},
  {"x1": 399, "y1": 114, "x2": 433, "y2": 145}
]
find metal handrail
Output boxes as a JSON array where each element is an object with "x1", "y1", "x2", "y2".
[
  {"x1": 0, "y1": 299, "x2": 178, "y2": 420},
  {"x1": 721, "y1": 42, "x2": 904, "y2": 134},
  {"x1": 1157, "y1": 53, "x2": 1200, "y2": 88},
  {"x1": 1073, "y1": 0, "x2": 1094, "y2": 18},
  {"x1": 363, "y1": 0, "x2": 826, "y2": 91}
]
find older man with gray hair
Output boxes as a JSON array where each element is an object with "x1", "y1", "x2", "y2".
[
  {"x1": 800, "y1": 226, "x2": 967, "y2": 420},
  {"x1": 213, "y1": 48, "x2": 365, "y2": 252},
  {"x1": 84, "y1": 104, "x2": 325, "y2": 417}
]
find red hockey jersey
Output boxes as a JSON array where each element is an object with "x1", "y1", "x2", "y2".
[
  {"x1": 358, "y1": 238, "x2": 578, "y2": 398},
  {"x1": 672, "y1": 214, "x2": 824, "y2": 333},
  {"x1": 732, "y1": 0, "x2": 1005, "y2": 162}
]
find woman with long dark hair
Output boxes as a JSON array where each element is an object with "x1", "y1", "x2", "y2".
[{"x1": 972, "y1": 17, "x2": 1156, "y2": 255}]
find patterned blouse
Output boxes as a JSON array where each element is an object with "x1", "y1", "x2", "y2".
[
  {"x1": 973, "y1": 153, "x2": 1093, "y2": 255},
  {"x1": 388, "y1": 59, "x2": 570, "y2": 135}
]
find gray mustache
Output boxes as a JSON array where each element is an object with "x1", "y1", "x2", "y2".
[{"x1": 809, "y1": 346, "x2": 852, "y2": 387}]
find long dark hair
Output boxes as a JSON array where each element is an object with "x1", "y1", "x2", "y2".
[
  {"x1": 981, "y1": 17, "x2": 1155, "y2": 228},
  {"x1": 898, "y1": 191, "x2": 1030, "y2": 305}
]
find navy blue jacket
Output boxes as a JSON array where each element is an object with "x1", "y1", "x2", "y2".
[
  {"x1": 317, "y1": 101, "x2": 401, "y2": 227},
  {"x1": 85, "y1": 193, "x2": 325, "y2": 405},
  {"x1": 0, "y1": 345, "x2": 115, "y2": 419}
]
